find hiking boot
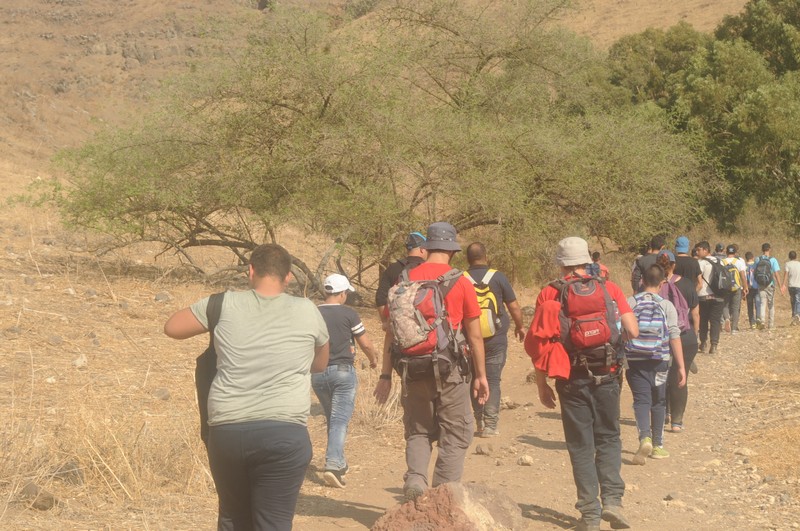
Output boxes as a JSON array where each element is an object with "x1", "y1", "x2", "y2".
[
  {"x1": 480, "y1": 427, "x2": 500, "y2": 438},
  {"x1": 601, "y1": 505, "x2": 631, "y2": 529},
  {"x1": 723, "y1": 319, "x2": 731, "y2": 333},
  {"x1": 632, "y1": 437, "x2": 652, "y2": 465},
  {"x1": 403, "y1": 484, "x2": 424, "y2": 502},
  {"x1": 323, "y1": 467, "x2": 348, "y2": 488},
  {"x1": 750, "y1": 323, "x2": 757, "y2": 330},
  {"x1": 650, "y1": 446, "x2": 670, "y2": 459},
  {"x1": 756, "y1": 320, "x2": 765, "y2": 330},
  {"x1": 575, "y1": 518, "x2": 601, "y2": 531},
  {"x1": 708, "y1": 344, "x2": 718, "y2": 355},
  {"x1": 698, "y1": 341, "x2": 706, "y2": 353},
  {"x1": 689, "y1": 361, "x2": 698, "y2": 374}
]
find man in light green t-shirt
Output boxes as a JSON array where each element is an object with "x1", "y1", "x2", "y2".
[{"x1": 165, "y1": 244, "x2": 329, "y2": 531}]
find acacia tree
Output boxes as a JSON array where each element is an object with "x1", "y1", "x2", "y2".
[{"x1": 51, "y1": 1, "x2": 705, "y2": 288}]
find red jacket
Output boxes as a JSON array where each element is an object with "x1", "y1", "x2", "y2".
[{"x1": 524, "y1": 299, "x2": 571, "y2": 380}]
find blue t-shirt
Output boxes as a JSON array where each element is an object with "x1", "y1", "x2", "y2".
[{"x1": 466, "y1": 266, "x2": 517, "y2": 348}]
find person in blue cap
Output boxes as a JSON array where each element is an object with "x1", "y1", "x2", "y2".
[{"x1": 375, "y1": 231, "x2": 428, "y2": 327}]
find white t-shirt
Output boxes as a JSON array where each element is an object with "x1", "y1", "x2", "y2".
[
  {"x1": 698, "y1": 256, "x2": 722, "y2": 299},
  {"x1": 786, "y1": 260, "x2": 800, "y2": 288}
]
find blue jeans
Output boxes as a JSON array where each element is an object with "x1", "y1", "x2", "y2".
[
  {"x1": 746, "y1": 288, "x2": 761, "y2": 325},
  {"x1": 790, "y1": 287, "x2": 800, "y2": 318},
  {"x1": 626, "y1": 359, "x2": 669, "y2": 447},
  {"x1": 471, "y1": 341, "x2": 507, "y2": 430},
  {"x1": 556, "y1": 376, "x2": 625, "y2": 524},
  {"x1": 208, "y1": 420, "x2": 312, "y2": 531},
  {"x1": 311, "y1": 364, "x2": 357, "y2": 471}
]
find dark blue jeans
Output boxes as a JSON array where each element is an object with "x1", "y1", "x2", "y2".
[
  {"x1": 790, "y1": 287, "x2": 800, "y2": 318},
  {"x1": 556, "y1": 376, "x2": 625, "y2": 524},
  {"x1": 626, "y1": 359, "x2": 669, "y2": 447},
  {"x1": 208, "y1": 420, "x2": 312, "y2": 531},
  {"x1": 311, "y1": 364, "x2": 358, "y2": 471},
  {"x1": 471, "y1": 340, "x2": 507, "y2": 430}
]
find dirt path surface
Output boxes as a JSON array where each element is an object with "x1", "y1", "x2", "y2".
[{"x1": 292, "y1": 312, "x2": 800, "y2": 530}]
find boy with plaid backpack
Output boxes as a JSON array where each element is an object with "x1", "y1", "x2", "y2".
[{"x1": 626, "y1": 263, "x2": 686, "y2": 465}]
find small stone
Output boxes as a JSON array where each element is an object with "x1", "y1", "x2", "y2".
[
  {"x1": 151, "y1": 387, "x2": 170, "y2": 400},
  {"x1": 47, "y1": 335, "x2": 63, "y2": 346},
  {"x1": 735, "y1": 448, "x2": 756, "y2": 457},
  {"x1": 41, "y1": 237, "x2": 56, "y2": 246},
  {"x1": 525, "y1": 370, "x2": 536, "y2": 383},
  {"x1": 500, "y1": 397, "x2": 519, "y2": 410},
  {"x1": 664, "y1": 493, "x2": 675, "y2": 501},
  {"x1": 20, "y1": 482, "x2": 59, "y2": 510},
  {"x1": 626, "y1": 483, "x2": 639, "y2": 492},
  {"x1": 495, "y1": 459, "x2": 502, "y2": 466},
  {"x1": 475, "y1": 444, "x2": 493, "y2": 456},
  {"x1": 154, "y1": 292, "x2": 171, "y2": 302},
  {"x1": 72, "y1": 353, "x2": 88, "y2": 369},
  {"x1": 5, "y1": 326, "x2": 21, "y2": 335},
  {"x1": 517, "y1": 455, "x2": 534, "y2": 466},
  {"x1": 92, "y1": 338, "x2": 101, "y2": 346},
  {"x1": 87, "y1": 331, "x2": 97, "y2": 339},
  {"x1": 63, "y1": 288, "x2": 76, "y2": 296},
  {"x1": 44, "y1": 377, "x2": 56, "y2": 384},
  {"x1": 705, "y1": 459, "x2": 722, "y2": 468},
  {"x1": 85, "y1": 288, "x2": 98, "y2": 297},
  {"x1": 118, "y1": 301, "x2": 129, "y2": 310}
]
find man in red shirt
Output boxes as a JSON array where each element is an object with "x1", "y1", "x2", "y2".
[
  {"x1": 374, "y1": 222, "x2": 489, "y2": 502},
  {"x1": 530, "y1": 237, "x2": 638, "y2": 531}
]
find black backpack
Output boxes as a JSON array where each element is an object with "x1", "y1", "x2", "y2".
[
  {"x1": 195, "y1": 292, "x2": 224, "y2": 446},
  {"x1": 703, "y1": 257, "x2": 733, "y2": 296},
  {"x1": 754, "y1": 256, "x2": 774, "y2": 288}
]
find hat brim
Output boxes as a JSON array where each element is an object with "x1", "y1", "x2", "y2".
[
  {"x1": 557, "y1": 254, "x2": 592, "y2": 267},
  {"x1": 421, "y1": 241, "x2": 461, "y2": 252}
]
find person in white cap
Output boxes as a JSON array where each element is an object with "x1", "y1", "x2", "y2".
[
  {"x1": 529, "y1": 237, "x2": 639, "y2": 531},
  {"x1": 313, "y1": 273, "x2": 379, "y2": 488}
]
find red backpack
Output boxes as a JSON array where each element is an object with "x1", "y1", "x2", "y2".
[{"x1": 551, "y1": 276, "x2": 622, "y2": 376}]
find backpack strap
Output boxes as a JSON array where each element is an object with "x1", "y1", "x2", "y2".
[
  {"x1": 481, "y1": 269, "x2": 497, "y2": 284},
  {"x1": 206, "y1": 292, "x2": 225, "y2": 347},
  {"x1": 463, "y1": 271, "x2": 476, "y2": 285}
]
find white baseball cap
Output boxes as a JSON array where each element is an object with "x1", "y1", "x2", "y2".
[{"x1": 323, "y1": 273, "x2": 355, "y2": 294}]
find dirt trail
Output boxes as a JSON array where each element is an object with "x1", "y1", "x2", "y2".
[{"x1": 294, "y1": 310, "x2": 800, "y2": 530}]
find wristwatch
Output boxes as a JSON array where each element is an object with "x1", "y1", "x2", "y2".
[{"x1": 379, "y1": 374, "x2": 391, "y2": 381}]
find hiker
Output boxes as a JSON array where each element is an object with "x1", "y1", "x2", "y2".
[
  {"x1": 626, "y1": 263, "x2": 686, "y2": 466},
  {"x1": 164, "y1": 244, "x2": 330, "y2": 530},
  {"x1": 373, "y1": 222, "x2": 489, "y2": 502},
  {"x1": 713, "y1": 243, "x2": 726, "y2": 260},
  {"x1": 527, "y1": 237, "x2": 638, "y2": 531},
  {"x1": 657, "y1": 251, "x2": 699, "y2": 433},
  {"x1": 464, "y1": 242, "x2": 525, "y2": 437},
  {"x1": 695, "y1": 241, "x2": 725, "y2": 354},
  {"x1": 588, "y1": 251, "x2": 610, "y2": 280},
  {"x1": 375, "y1": 231, "x2": 427, "y2": 327},
  {"x1": 721, "y1": 244, "x2": 748, "y2": 334},
  {"x1": 674, "y1": 236, "x2": 702, "y2": 293},
  {"x1": 313, "y1": 274, "x2": 380, "y2": 488},
  {"x1": 782, "y1": 251, "x2": 800, "y2": 325},
  {"x1": 745, "y1": 252, "x2": 763, "y2": 329},
  {"x1": 631, "y1": 235, "x2": 665, "y2": 293},
  {"x1": 754, "y1": 243, "x2": 783, "y2": 330}
]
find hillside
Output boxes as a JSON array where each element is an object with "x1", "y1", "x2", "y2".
[{"x1": 0, "y1": 0, "x2": 748, "y2": 179}]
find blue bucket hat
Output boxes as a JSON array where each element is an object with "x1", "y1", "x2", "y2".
[{"x1": 421, "y1": 222, "x2": 461, "y2": 252}]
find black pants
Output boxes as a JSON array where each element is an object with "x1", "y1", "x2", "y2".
[
  {"x1": 556, "y1": 377, "x2": 625, "y2": 524},
  {"x1": 698, "y1": 298, "x2": 724, "y2": 346},
  {"x1": 667, "y1": 332, "x2": 699, "y2": 426},
  {"x1": 208, "y1": 420, "x2": 312, "y2": 531}
]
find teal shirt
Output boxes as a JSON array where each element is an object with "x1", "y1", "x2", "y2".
[{"x1": 191, "y1": 290, "x2": 329, "y2": 427}]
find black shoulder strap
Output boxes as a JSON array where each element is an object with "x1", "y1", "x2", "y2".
[
  {"x1": 206, "y1": 292, "x2": 225, "y2": 345},
  {"x1": 438, "y1": 268, "x2": 462, "y2": 299}
]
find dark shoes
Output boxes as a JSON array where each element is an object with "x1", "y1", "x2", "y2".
[
  {"x1": 698, "y1": 341, "x2": 706, "y2": 353},
  {"x1": 403, "y1": 484, "x2": 424, "y2": 502},
  {"x1": 323, "y1": 466, "x2": 348, "y2": 488},
  {"x1": 601, "y1": 505, "x2": 631, "y2": 529},
  {"x1": 708, "y1": 343, "x2": 718, "y2": 355}
]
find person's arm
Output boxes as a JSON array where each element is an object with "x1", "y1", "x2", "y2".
[
  {"x1": 620, "y1": 312, "x2": 639, "y2": 339},
  {"x1": 782, "y1": 269, "x2": 789, "y2": 294},
  {"x1": 691, "y1": 305, "x2": 700, "y2": 337},
  {"x1": 311, "y1": 342, "x2": 330, "y2": 373},
  {"x1": 670, "y1": 337, "x2": 686, "y2": 388},
  {"x1": 534, "y1": 368, "x2": 557, "y2": 409},
  {"x1": 774, "y1": 260, "x2": 784, "y2": 291},
  {"x1": 695, "y1": 273, "x2": 702, "y2": 294},
  {"x1": 506, "y1": 300, "x2": 526, "y2": 342},
  {"x1": 373, "y1": 330, "x2": 394, "y2": 404},
  {"x1": 164, "y1": 308, "x2": 207, "y2": 339},
  {"x1": 740, "y1": 268, "x2": 749, "y2": 295},
  {"x1": 463, "y1": 316, "x2": 489, "y2": 405},
  {"x1": 355, "y1": 334, "x2": 378, "y2": 368}
]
